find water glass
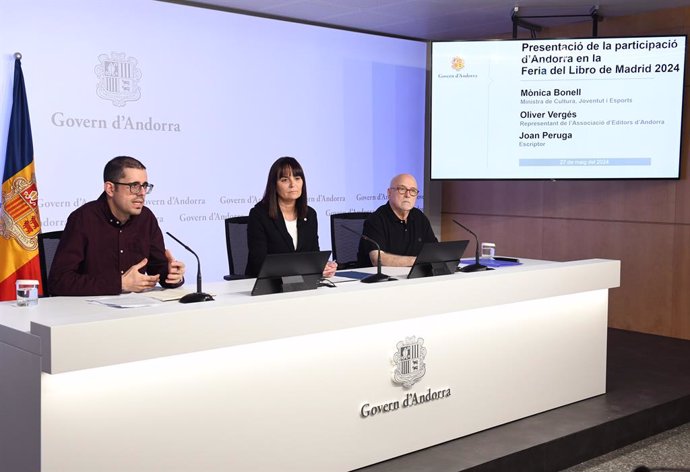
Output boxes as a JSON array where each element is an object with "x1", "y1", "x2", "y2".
[{"x1": 16, "y1": 279, "x2": 39, "y2": 307}]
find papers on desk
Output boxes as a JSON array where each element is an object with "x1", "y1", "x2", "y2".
[
  {"x1": 144, "y1": 288, "x2": 191, "y2": 301},
  {"x1": 332, "y1": 271, "x2": 371, "y2": 283},
  {"x1": 87, "y1": 288, "x2": 200, "y2": 307},
  {"x1": 460, "y1": 257, "x2": 522, "y2": 268},
  {"x1": 87, "y1": 296, "x2": 161, "y2": 309}
]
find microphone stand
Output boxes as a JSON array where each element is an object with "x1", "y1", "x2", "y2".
[
  {"x1": 452, "y1": 220, "x2": 492, "y2": 273},
  {"x1": 166, "y1": 232, "x2": 214, "y2": 303},
  {"x1": 360, "y1": 234, "x2": 396, "y2": 283},
  {"x1": 339, "y1": 224, "x2": 395, "y2": 283}
]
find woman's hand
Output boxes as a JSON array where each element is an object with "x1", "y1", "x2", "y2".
[{"x1": 322, "y1": 260, "x2": 337, "y2": 278}]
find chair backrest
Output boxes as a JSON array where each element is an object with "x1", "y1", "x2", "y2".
[
  {"x1": 224, "y1": 216, "x2": 249, "y2": 280},
  {"x1": 330, "y1": 212, "x2": 371, "y2": 270},
  {"x1": 38, "y1": 231, "x2": 63, "y2": 296}
]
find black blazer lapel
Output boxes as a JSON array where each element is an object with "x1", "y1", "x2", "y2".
[
  {"x1": 272, "y1": 212, "x2": 295, "y2": 251},
  {"x1": 296, "y1": 209, "x2": 317, "y2": 252},
  {"x1": 296, "y1": 216, "x2": 308, "y2": 252}
]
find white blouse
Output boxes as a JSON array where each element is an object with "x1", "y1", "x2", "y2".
[{"x1": 285, "y1": 218, "x2": 298, "y2": 249}]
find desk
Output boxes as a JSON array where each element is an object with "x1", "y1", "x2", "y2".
[{"x1": 0, "y1": 259, "x2": 619, "y2": 472}]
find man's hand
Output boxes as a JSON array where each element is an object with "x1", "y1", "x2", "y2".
[
  {"x1": 121, "y1": 258, "x2": 160, "y2": 292},
  {"x1": 165, "y1": 249, "x2": 186, "y2": 285}
]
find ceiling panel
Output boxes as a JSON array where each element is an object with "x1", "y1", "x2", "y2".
[{"x1": 165, "y1": 0, "x2": 690, "y2": 39}]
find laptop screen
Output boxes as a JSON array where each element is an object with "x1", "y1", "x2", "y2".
[
  {"x1": 407, "y1": 240, "x2": 469, "y2": 279},
  {"x1": 251, "y1": 250, "x2": 331, "y2": 296}
]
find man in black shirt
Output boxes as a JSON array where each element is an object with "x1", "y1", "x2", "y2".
[{"x1": 357, "y1": 174, "x2": 437, "y2": 267}]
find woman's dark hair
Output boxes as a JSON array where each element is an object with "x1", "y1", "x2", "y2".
[
  {"x1": 260, "y1": 156, "x2": 308, "y2": 220},
  {"x1": 103, "y1": 156, "x2": 146, "y2": 182}
]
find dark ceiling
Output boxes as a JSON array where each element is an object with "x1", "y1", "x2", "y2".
[{"x1": 163, "y1": 0, "x2": 690, "y2": 40}]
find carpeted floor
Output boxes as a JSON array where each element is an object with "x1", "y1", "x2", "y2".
[{"x1": 562, "y1": 421, "x2": 690, "y2": 472}]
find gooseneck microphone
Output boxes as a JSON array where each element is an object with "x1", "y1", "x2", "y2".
[
  {"x1": 359, "y1": 234, "x2": 397, "y2": 283},
  {"x1": 340, "y1": 224, "x2": 395, "y2": 283},
  {"x1": 166, "y1": 232, "x2": 214, "y2": 303},
  {"x1": 452, "y1": 219, "x2": 492, "y2": 273}
]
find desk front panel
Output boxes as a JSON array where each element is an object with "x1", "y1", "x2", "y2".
[{"x1": 41, "y1": 289, "x2": 608, "y2": 471}]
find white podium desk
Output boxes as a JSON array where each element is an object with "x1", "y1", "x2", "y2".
[{"x1": 0, "y1": 258, "x2": 620, "y2": 472}]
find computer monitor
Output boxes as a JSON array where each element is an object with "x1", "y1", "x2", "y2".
[
  {"x1": 407, "y1": 240, "x2": 469, "y2": 279},
  {"x1": 251, "y1": 251, "x2": 331, "y2": 296}
]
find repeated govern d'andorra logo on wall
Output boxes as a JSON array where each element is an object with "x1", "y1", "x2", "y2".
[
  {"x1": 95, "y1": 52, "x2": 142, "y2": 107},
  {"x1": 50, "y1": 52, "x2": 181, "y2": 132}
]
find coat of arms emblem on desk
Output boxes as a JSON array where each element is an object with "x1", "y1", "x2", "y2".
[{"x1": 392, "y1": 336, "x2": 426, "y2": 388}]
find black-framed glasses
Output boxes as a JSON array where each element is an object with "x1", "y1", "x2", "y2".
[
  {"x1": 111, "y1": 181, "x2": 154, "y2": 195},
  {"x1": 390, "y1": 185, "x2": 419, "y2": 197}
]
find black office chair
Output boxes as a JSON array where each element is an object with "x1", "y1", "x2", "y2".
[
  {"x1": 223, "y1": 216, "x2": 249, "y2": 280},
  {"x1": 37, "y1": 231, "x2": 63, "y2": 296},
  {"x1": 330, "y1": 212, "x2": 371, "y2": 270}
]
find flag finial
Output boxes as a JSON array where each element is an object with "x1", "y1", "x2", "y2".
[{"x1": 14, "y1": 52, "x2": 22, "y2": 60}]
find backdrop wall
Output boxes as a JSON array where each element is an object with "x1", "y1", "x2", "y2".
[{"x1": 0, "y1": 0, "x2": 427, "y2": 281}]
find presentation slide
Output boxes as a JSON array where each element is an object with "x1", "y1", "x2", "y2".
[
  {"x1": 0, "y1": 0, "x2": 426, "y2": 282},
  {"x1": 431, "y1": 36, "x2": 686, "y2": 180}
]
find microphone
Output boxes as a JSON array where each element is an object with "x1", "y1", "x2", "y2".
[
  {"x1": 452, "y1": 219, "x2": 492, "y2": 273},
  {"x1": 165, "y1": 232, "x2": 214, "y2": 303},
  {"x1": 340, "y1": 224, "x2": 395, "y2": 283}
]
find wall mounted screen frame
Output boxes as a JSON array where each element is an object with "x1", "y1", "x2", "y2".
[{"x1": 430, "y1": 35, "x2": 687, "y2": 180}]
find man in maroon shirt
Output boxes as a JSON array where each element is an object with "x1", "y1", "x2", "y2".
[{"x1": 48, "y1": 156, "x2": 186, "y2": 296}]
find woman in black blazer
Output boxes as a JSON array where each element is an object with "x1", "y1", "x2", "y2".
[{"x1": 246, "y1": 156, "x2": 337, "y2": 277}]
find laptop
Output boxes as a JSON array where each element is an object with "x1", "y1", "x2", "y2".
[
  {"x1": 251, "y1": 250, "x2": 331, "y2": 296},
  {"x1": 407, "y1": 240, "x2": 470, "y2": 279}
]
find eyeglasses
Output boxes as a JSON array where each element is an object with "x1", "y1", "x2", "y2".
[
  {"x1": 111, "y1": 181, "x2": 154, "y2": 195},
  {"x1": 390, "y1": 186, "x2": 419, "y2": 197}
]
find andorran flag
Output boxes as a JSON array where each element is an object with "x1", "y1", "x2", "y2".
[{"x1": 0, "y1": 55, "x2": 42, "y2": 301}]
